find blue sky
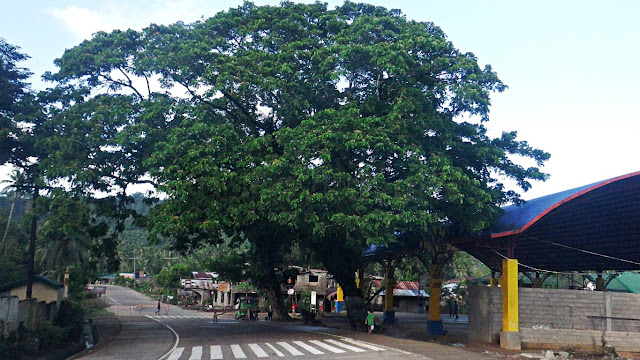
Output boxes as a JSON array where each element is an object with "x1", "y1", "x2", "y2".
[{"x1": 2, "y1": 0, "x2": 639, "y2": 200}]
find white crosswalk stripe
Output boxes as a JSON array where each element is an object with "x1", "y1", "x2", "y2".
[
  {"x1": 276, "y1": 341, "x2": 304, "y2": 356},
  {"x1": 210, "y1": 345, "x2": 223, "y2": 359},
  {"x1": 341, "y1": 338, "x2": 387, "y2": 351},
  {"x1": 264, "y1": 342, "x2": 285, "y2": 357},
  {"x1": 167, "y1": 347, "x2": 184, "y2": 360},
  {"x1": 230, "y1": 344, "x2": 246, "y2": 358},
  {"x1": 165, "y1": 338, "x2": 383, "y2": 359},
  {"x1": 307, "y1": 340, "x2": 346, "y2": 353},
  {"x1": 292, "y1": 341, "x2": 323, "y2": 355},
  {"x1": 247, "y1": 343, "x2": 269, "y2": 357},
  {"x1": 189, "y1": 346, "x2": 202, "y2": 360},
  {"x1": 323, "y1": 338, "x2": 367, "y2": 352}
]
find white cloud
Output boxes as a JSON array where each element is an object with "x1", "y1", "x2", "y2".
[
  {"x1": 46, "y1": 1, "x2": 228, "y2": 42},
  {"x1": 49, "y1": 5, "x2": 112, "y2": 41}
]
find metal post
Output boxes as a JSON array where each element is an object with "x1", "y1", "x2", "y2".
[{"x1": 26, "y1": 186, "x2": 38, "y2": 299}]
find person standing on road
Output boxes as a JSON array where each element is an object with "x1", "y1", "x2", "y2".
[
  {"x1": 365, "y1": 311, "x2": 375, "y2": 334},
  {"x1": 453, "y1": 299, "x2": 459, "y2": 320},
  {"x1": 156, "y1": 300, "x2": 161, "y2": 315}
]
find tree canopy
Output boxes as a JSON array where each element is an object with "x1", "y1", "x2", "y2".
[
  {"x1": 0, "y1": 38, "x2": 32, "y2": 165},
  {"x1": 5, "y1": 2, "x2": 549, "y2": 323}
]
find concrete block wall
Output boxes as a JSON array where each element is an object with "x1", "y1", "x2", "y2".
[
  {"x1": 0, "y1": 296, "x2": 52, "y2": 336},
  {"x1": 610, "y1": 292, "x2": 640, "y2": 332},
  {"x1": 469, "y1": 286, "x2": 640, "y2": 351},
  {"x1": 605, "y1": 331, "x2": 640, "y2": 352},
  {"x1": 0, "y1": 296, "x2": 20, "y2": 336},
  {"x1": 521, "y1": 328, "x2": 603, "y2": 349},
  {"x1": 518, "y1": 288, "x2": 607, "y2": 331}
]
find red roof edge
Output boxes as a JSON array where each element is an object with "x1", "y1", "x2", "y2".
[{"x1": 490, "y1": 171, "x2": 640, "y2": 239}]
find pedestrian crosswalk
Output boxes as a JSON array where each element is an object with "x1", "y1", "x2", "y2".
[
  {"x1": 146, "y1": 314, "x2": 235, "y2": 321},
  {"x1": 164, "y1": 338, "x2": 387, "y2": 359}
]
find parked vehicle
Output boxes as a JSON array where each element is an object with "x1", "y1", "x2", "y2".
[{"x1": 234, "y1": 297, "x2": 258, "y2": 320}]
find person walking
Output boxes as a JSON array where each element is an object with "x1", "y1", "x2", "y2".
[
  {"x1": 365, "y1": 311, "x2": 375, "y2": 334},
  {"x1": 156, "y1": 300, "x2": 161, "y2": 315}
]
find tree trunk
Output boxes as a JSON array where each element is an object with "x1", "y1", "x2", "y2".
[
  {"x1": 0, "y1": 191, "x2": 17, "y2": 255},
  {"x1": 254, "y1": 238, "x2": 290, "y2": 321},
  {"x1": 345, "y1": 292, "x2": 367, "y2": 332}
]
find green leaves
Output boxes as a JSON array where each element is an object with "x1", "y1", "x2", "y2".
[{"x1": 18, "y1": 2, "x2": 551, "y2": 299}]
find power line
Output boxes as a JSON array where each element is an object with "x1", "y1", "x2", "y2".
[{"x1": 524, "y1": 235, "x2": 640, "y2": 267}]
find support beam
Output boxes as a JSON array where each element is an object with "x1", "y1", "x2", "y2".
[
  {"x1": 499, "y1": 258, "x2": 521, "y2": 350},
  {"x1": 426, "y1": 264, "x2": 443, "y2": 335},
  {"x1": 334, "y1": 285, "x2": 344, "y2": 312},
  {"x1": 356, "y1": 268, "x2": 365, "y2": 293},
  {"x1": 383, "y1": 265, "x2": 395, "y2": 323}
]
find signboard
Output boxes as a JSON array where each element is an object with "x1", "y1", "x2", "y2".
[
  {"x1": 310, "y1": 291, "x2": 317, "y2": 305},
  {"x1": 180, "y1": 278, "x2": 216, "y2": 290},
  {"x1": 218, "y1": 282, "x2": 229, "y2": 292}
]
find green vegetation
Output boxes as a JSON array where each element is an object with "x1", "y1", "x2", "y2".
[{"x1": 0, "y1": 2, "x2": 548, "y2": 332}]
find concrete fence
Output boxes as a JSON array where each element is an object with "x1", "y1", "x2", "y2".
[
  {"x1": 0, "y1": 296, "x2": 57, "y2": 336},
  {"x1": 469, "y1": 286, "x2": 640, "y2": 352}
]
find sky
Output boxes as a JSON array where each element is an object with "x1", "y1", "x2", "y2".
[{"x1": 1, "y1": 0, "x2": 639, "y2": 200}]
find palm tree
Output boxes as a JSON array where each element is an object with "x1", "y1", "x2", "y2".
[
  {"x1": 0, "y1": 169, "x2": 26, "y2": 255},
  {"x1": 36, "y1": 194, "x2": 93, "y2": 279}
]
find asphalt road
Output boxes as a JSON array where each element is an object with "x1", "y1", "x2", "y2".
[{"x1": 83, "y1": 285, "x2": 498, "y2": 360}]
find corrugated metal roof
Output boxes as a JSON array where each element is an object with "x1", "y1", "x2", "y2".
[{"x1": 458, "y1": 171, "x2": 640, "y2": 272}]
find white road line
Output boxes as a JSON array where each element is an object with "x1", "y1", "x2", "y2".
[
  {"x1": 230, "y1": 344, "x2": 247, "y2": 358},
  {"x1": 248, "y1": 343, "x2": 269, "y2": 357},
  {"x1": 166, "y1": 347, "x2": 184, "y2": 360},
  {"x1": 308, "y1": 340, "x2": 346, "y2": 353},
  {"x1": 264, "y1": 342, "x2": 285, "y2": 357},
  {"x1": 276, "y1": 342, "x2": 304, "y2": 356},
  {"x1": 324, "y1": 339, "x2": 366, "y2": 352},
  {"x1": 149, "y1": 316, "x2": 180, "y2": 360},
  {"x1": 342, "y1": 338, "x2": 387, "y2": 351},
  {"x1": 210, "y1": 345, "x2": 223, "y2": 359},
  {"x1": 189, "y1": 345, "x2": 203, "y2": 360},
  {"x1": 292, "y1": 341, "x2": 324, "y2": 354}
]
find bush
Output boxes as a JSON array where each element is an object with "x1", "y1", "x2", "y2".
[
  {"x1": 55, "y1": 299, "x2": 85, "y2": 342},
  {"x1": 37, "y1": 320, "x2": 68, "y2": 352}
]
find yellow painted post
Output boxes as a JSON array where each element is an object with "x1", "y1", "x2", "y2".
[
  {"x1": 428, "y1": 265, "x2": 442, "y2": 321},
  {"x1": 384, "y1": 266, "x2": 395, "y2": 312},
  {"x1": 356, "y1": 268, "x2": 365, "y2": 293},
  {"x1": 499, "y1": 258, "x2": 519, "y2": 332},
  {"x1": 426, "y1": 264, "x2": 444, "y2": 334},
  {"x1": 335, "y1": 285, "x2": 344, "y2": 312}
]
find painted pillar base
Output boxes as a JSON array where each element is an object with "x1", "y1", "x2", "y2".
[
  {"x1": 426, "y1": 320, "x2": 444, "y2": 335},
  {"x1": 334, "y1": 301, "x2": 344, "y2": 312},
  {"x1": 383, "y1": 310, "x2": 395, "y2": 324},
  {"x1": 500, "y1": 331, "x2": 521, "y2": 350}
]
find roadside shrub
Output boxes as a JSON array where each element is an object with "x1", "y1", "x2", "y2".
[
  {"x1": 37, "y1": 320, "x2": 68, "y2": 351},
  {"x1": 55, "y1": 299, "x2": 85, "y2": 342}
]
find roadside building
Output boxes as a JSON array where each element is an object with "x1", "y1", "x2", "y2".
[{"x1": 369, "y1": 280, "x2": 429, "y2": 313}]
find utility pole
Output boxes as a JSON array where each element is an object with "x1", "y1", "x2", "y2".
[
  {"x1": 130, "y1": 256, "x2": 139, "y2": 278},
  {"x1": 26, "y1": 186, "x2": 38, "y2": 299},
  {"x1": 11, "y1": 183, "x2": 40, "y2": 300}
]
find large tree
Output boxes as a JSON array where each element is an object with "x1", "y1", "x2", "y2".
[
  {"x1": 40, "y1": 2, "x2": 549, "y2": 326},
  {"x1": 0, "y1": 38, "x2": 32, "y2": 165}
]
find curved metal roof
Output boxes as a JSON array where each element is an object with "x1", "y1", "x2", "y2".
[{"x1": 457, "y1": 171, "x2": 640, "y2": 272}]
